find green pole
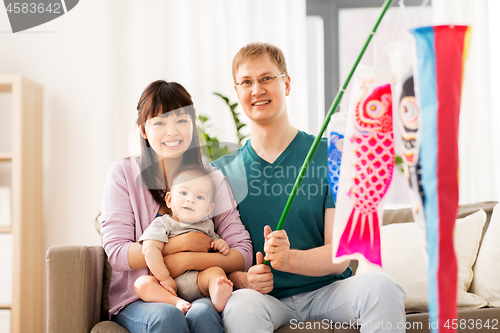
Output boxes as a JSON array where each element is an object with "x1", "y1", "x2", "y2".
[{"x1": 263, "y1": 0, "x2": 394, "y2": 265}]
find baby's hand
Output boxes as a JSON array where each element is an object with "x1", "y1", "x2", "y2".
[
  {"x1": 175, "y1": 298, "x2": 191, "y2": 314},
  {"x1": 160, "y1": 276, "x2": 177, "y2": 296},
  {"x1": 212, "y1": 239, "x2": 230, "y2": 255}
]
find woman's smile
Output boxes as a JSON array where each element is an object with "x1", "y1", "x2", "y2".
[
  {"x1": 162, "y1": 140, "x2": 182, "y2": 148},
  {"x1": 143, "y1": 110, "x2": 194, "y2": 160}
]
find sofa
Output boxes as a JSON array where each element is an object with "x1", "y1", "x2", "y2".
[{"x1": 46, "y1": 201, "x2": 500, "y2": 333}]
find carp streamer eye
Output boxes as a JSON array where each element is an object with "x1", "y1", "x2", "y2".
[
  {"x1": 336, "y1": 138, "x2": 344, "y2": 151},
  {"x1": 400, "y1": 96, "x2": 419, "y2": 130},
  {"x1": 365, "y1": 100, "x2": 384, "y2": 119}
]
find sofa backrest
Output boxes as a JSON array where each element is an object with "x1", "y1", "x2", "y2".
[
  {"x1": 349, "y1": 201, "x2": 498, "y2": 274},
  {"x1": 382, "y1": 201, "x2": 497, "y2": 243}
]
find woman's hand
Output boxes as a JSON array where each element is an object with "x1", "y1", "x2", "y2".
[
  {"x1": 163, "y1": 252, "x2": 192, "y2": 278},
  {"x1": 164, "y1": 250, "x2": 245, "y2": 278},
  {"x1": 161, "y1": 232, "x2": 212, "y2": 255}
]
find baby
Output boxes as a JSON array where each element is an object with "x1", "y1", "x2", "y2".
[{"x1": 134, "y1": 166, "x2": 233, "y2": 313}]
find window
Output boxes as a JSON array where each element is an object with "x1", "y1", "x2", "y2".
[
  {"x1": 306, "y1": 0, "x2": 432, "y2": 207},
  {"x1": 307, "y1": 0, "x2": 432, "y2": 116}
]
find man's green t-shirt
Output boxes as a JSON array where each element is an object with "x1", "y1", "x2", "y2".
[{"x1": 213, "y1": 131, "x2": 352, "y2": 299}]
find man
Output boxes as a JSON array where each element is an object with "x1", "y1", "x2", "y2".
[{"x1": 213, "y1": 43, "x2": 406, "y2": 333}]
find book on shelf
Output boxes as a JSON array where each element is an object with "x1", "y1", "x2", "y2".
[
  {"x1": 0, "y1": 234, "x2": 13, "y2": 304},
  {"x1": 0, "y1": 309, "x2": 11, "y2": 333},
  {"x1": 0, "y1": 187, "x2": 11, "y2": 227}
]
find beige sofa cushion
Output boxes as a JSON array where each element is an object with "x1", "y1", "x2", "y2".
[
  {"x1": 471, "y1": 203, "x2": 500, "y2": 306},
  {"x1": 357, "y1": 210, "x2": 488, "y2": 312}
]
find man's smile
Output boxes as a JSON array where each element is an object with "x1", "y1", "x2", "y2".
[{"x1": 253, "y1": 100, "x2": 270, "y2": 106}]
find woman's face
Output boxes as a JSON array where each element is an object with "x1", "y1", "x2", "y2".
[{"x1": 142, "y1": 110, "x2": 194, "y2": 160}]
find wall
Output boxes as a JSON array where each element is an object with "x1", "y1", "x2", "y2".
[{"x1": 0, "y1": 0, "x2": 309, "y2": 253}]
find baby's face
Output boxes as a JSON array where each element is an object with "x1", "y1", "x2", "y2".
[{"x1": 167, "y1": 172, "x2": 214, "y2": 223}]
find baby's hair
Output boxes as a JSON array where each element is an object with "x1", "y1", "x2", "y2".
[{"x1": 170, "y1": 165, "x2": 216, "y2": 202}]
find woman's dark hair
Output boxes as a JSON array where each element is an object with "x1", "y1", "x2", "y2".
[{"x1": 136, "y1": 80, "x2": 203, "y2": 207}]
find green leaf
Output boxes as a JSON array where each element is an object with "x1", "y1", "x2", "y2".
[
  {"x1": 214, "y1": 92, "x2": 230, "y2": 105},
  {"x1": 212, "y1": 91, "x2": 247, "y2": 149}
]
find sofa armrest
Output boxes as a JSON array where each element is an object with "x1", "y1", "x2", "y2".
[{"x1": 47, "y1": 245, "x2": 105, "y2": 333}]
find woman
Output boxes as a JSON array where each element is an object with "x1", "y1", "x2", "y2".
[{"x1": 99, "y1": 80, "x2": 252, "y2": 333}]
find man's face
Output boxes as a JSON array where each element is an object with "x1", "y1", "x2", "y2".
[{"x1": 234, "y1": 54, "x2": 290, "y2": 126}]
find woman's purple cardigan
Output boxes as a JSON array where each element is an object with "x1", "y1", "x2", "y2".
[{"x1": 99, "y1": 156, "x2": 253, "y2": 316}]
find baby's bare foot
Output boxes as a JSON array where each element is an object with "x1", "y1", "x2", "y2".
[
  {"x1": 211, "y1": 277, "x2": 233, "y2": 312},
  {"x1": 175, "y1": 299, "x2": 191, "y2": 314}
]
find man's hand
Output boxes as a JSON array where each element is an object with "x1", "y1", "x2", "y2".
[
  {"x1": 212, "y1": 239, "x2": 230, "y2": 255},
  {"x1": 263, "y1": 225, "x2": 290, "y2": 271},
  {"x1": 246, "y1": 252, "x2": 274, "y2": 294},
  {"x1": 159, "y1": 276, "x2": 178, "y2": 296}
]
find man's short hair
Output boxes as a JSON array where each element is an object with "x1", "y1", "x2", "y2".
[{"x1": 232, "y1": 42, "x2": 288, "y2": 83}]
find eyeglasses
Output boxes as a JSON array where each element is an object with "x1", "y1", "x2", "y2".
[{"x1": 234, "y1": 74, "x2": 287, "y2": 88}]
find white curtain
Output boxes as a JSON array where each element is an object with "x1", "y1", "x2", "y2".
[
  {"x1": 118, "y1": 0, "x2": 310, "y2": 150},
  {"x1": 0, "y1": 0, "x2": 308, "y2": 248},
  {"x1": 433, "y1": 0, "x2": 500, "y2": 204}
]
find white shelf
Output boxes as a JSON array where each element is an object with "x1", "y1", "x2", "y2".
[{"x1": 0, "y1": 75, "x2": 43, "y2": 333}]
